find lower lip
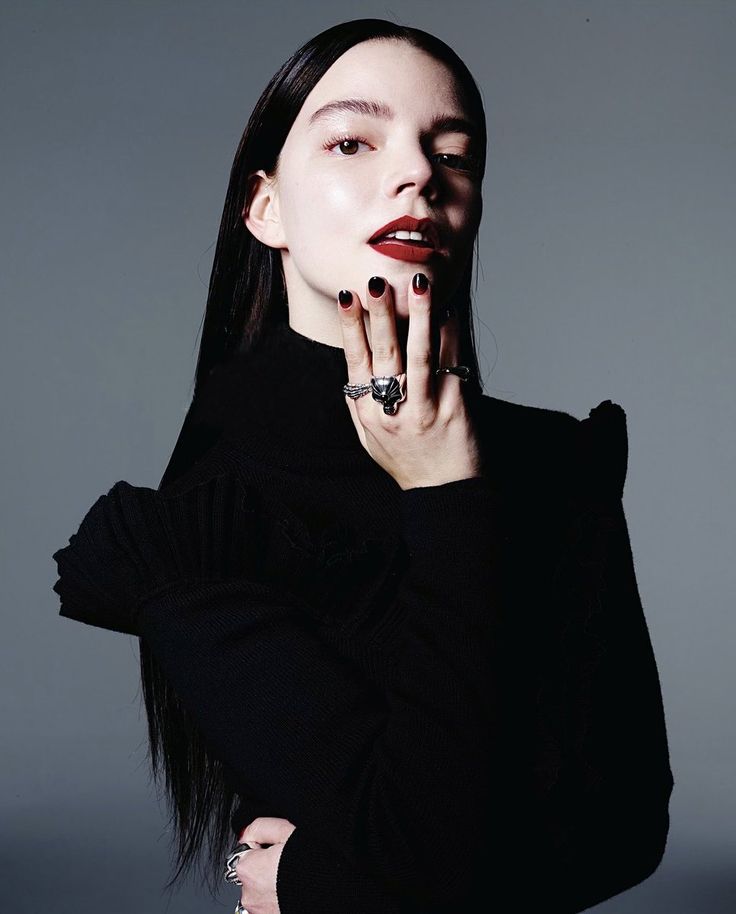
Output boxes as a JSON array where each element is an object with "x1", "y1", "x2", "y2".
[{"x1": 368, "y1": 240, "x2": 438, "y2": 263}]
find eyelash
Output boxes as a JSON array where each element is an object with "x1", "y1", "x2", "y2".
[{"x1": 322, "y1": 133, "x2": 479, "y2": 174}]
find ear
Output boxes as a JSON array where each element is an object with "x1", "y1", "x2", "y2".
[{"x1": 243, "y1": 169, "x2": 286, "y2": 249}]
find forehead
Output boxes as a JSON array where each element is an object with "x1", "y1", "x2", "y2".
[{"x1": 294, "y1": 40, "x2": 467, "y2": 129}]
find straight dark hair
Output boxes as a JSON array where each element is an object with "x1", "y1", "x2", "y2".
[{"x1": 140, "y1": 17, "x2": 489, "y2": 900}]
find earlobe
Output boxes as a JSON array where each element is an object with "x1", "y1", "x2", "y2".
[{"x1": 243, "y1": 169, "x2": 286, "y2": 249}]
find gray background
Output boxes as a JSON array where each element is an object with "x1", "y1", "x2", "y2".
[{"x1": 2, "y1": 1, "x2": 734, "y2": 911}]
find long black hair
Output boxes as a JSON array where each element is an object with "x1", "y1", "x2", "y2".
[{"x1": 140, "y1": 17, "x2": 489, "y2": 900}]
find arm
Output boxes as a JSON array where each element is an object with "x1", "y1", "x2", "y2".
[
  {"x1": 137, "y1": 474, "x2": 504, "y2": 909},
  {"x1": 503, "y1": 491, "x2": 674, "y2": 911}
]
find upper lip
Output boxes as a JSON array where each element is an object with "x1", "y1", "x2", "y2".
[{"x1": 368, "y1": 215, "x2": 440, "y2": 249}]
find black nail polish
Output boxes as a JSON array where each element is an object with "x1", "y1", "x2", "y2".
[
  {"x1": 338, "y1": 289, "x2": 352, "y2": 308},
  {"x1": 412, "y1": 273, "x2": 429, "y2": 294},
  {"x1": 368, "y1": 276, "x2": 385, "y2": 298}
]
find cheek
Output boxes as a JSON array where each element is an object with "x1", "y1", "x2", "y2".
[
  {"x1": 285, "y1": 169, "x2": 363, "y2": 258},
  {"x1": 305, "y1": 169, "x2": 361, "y2": 227}
]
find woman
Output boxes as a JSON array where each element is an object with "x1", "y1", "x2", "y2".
[{"x1": 51, "y1": 18, "x2": 674, "y2": 914}]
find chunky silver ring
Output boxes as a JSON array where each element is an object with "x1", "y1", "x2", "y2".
[
  {"x1": 224, "y1": 842, "x2": 255, "y2": 886},
  {"x1": 234, "y1": 902, "x2": 250, "y2": 914},
  {"x1": 435, "y1": 364, "x2": 472, "y2": 381},
  {"x1": 370, "y1": 373, "x2": 407, "y2": 415},
  {"x1": 343, "y1": 373, "x2": 408, "y2": 416}
]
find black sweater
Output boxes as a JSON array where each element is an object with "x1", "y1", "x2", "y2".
[{"x1": 51, "y1": 319, "x2": 674, "y2": 912}]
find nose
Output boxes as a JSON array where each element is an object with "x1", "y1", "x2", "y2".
[{"x1": 381, "y1": 139, "x2": 438, "y2": 201}]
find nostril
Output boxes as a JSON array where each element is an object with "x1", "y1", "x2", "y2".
[{"x1": 368, "y1": 276, "x2": 385, "y2": 298}]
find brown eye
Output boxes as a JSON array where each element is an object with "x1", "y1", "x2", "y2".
[
  {"x1": 337, "y1": 139, "x2": 360, "y2": 156},
  {"x1": 322, "y1": 134, "x2": 371, "y2": 156}
]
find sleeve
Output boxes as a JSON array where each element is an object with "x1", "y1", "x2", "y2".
[
  {"x1": 509, "y1": 399, "x2": 675, "y2": 911},
  {"x1": 51, "y1": 468, "x2": 507, "y2": 909}
]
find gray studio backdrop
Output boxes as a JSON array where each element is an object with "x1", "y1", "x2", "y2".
[{"x1": 2, "y1": 2, "x2": 734, "y2": 912}]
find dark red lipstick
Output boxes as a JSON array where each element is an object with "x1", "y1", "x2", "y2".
[{"x1": 368, "y1": 215, "x2": 441, "y2": 264}]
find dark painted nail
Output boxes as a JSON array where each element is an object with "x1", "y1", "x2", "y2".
[
  {"x1": 412, "y1": 273, "x2": 429, "y2": 294},
  {"x1": 368, "y1": 276, "x2": 385, "y2": 298},
  {"x1": 338, "y1": 289, "x2": 352, "y2": 308}
]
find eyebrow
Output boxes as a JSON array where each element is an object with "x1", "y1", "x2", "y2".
[{"x1": 307, "y1": 97, "x2": 479, "y2": 140}]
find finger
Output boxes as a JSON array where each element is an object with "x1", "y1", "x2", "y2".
[
  {"x1": 438, "y1": 306, "x2": 461, "y2": 369},
  {"x1": 405, "y1": 271, "x2": 434, "y2": 405},
  {"x1": 365, "y1": 275, "x2": 402, "y2": 381},
  {"x1": 436, "y1": 308, "x2": 465, "y2": 403},
  {"x1": 240, "y1": 816, "x2": 295, "y2": 845},
  {"x1": 337, "y1": 289, "x2": 372, "y2": 389}
]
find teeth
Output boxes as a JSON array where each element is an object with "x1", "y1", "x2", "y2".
[{"x1": 383, "y1": 230, "x2": 426, "y2": 242}]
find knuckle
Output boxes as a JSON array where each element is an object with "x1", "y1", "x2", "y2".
[
  {"x1": 407, "y1": 348, "x2": 432, "y2": 370},
  {"x1": 343, "y1": 350, "x2": 366, "y2": 371},
  {"x1": 372, "y1": 342, "x2": 397, "y2": 362},
  {"x1": 415, "y1": 409, "x2": 436, "y2": 433}
]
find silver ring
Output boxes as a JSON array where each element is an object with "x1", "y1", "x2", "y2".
[
  {"x1": 234, "y1": 902, "x2": 250, "y2": 914},
  {"x1": 370, "y1": 373, "x2": 407, "y2": 415},
  {"x1": 435, "y1": 364, "x2": 472, "y2": 381},
  {"x1": 224, "y1": 842, "x2": 255, "y2": 886},
  {"x1": 342, "y1": 381, "x2": 372, "y2": 400},
  {"x1": 343, "y1": 373, "x2": 408, "y2": 416}
]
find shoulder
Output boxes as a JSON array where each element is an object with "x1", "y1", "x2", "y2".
[
  {"x1": 474, "y1": 393, "x2": 628, "y2": 501},
  {"x1": 51, "y1": 457, "x2": 256, "y2": 637}
]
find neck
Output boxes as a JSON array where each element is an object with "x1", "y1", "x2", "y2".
[{"x1": 288, "y1": 306, "x2": 411, "y2": 353}]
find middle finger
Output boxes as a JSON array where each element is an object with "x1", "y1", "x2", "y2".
[{"x1": 366, "y1": 275, "x2": 403, "y2": 380}]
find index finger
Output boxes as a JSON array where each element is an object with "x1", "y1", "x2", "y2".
[{"x1": 336, "y1": 289, "x2": 372, "y2": 389}]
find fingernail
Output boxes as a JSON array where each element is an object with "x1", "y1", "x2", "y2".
[
  {"x1": 338, "y1": 289, "x2": 352, "y2": 308},
  {"x1": 368, "y1": 276, "x2": 385, "y2": 298},
  {"x1": 412, "y1": 273, "x2": 429, "y2": 294}
]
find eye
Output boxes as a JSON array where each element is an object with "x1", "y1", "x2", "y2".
[
  {"x1": 434, "y1": 152, "x2": 481, "y2": 176},
  {"x1": 322, "y1": 134, "x2": 480, "y2": 176},
  {"x1": 322, "y1": 134, "x2": 372, "y2": 156}
]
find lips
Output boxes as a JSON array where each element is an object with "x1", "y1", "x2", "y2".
[
  {"x1": 369, "y1": 240, "x2": 437, "y2": 264},
  {"x1": 367, "y1": 215, "x2": 441, "y2": 263},
  {"x1": 368, "y1": 215, "x2": 440, "y2": 250}
]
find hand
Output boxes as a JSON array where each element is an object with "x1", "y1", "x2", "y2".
[
  {"x1": 234, "y1": 816, "x2": 297, "y2": 914},
  {"x1": 337, "y1": 273, "x2": 483, "y2": 490}
]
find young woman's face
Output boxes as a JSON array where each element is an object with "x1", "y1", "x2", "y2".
[{"x1": 266, "y1": 39, "x2": 483, "y2": 324}]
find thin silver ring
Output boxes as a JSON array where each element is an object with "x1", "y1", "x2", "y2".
[{"x1": 435, "y1": 365, "x2": 472, "y2": 381}]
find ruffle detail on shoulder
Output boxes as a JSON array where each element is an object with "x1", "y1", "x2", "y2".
[
  {"x1": 52, "y1": 472, "x2": 258, "y2": 637},
  {"x1": 52, "y1": 469, "x2": 405, "y2": 638},
  {"x1": 574, "y1": 399, "x2": 629, "y2": 501}
]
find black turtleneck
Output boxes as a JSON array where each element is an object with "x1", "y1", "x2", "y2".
[{"x1": 51, "y1": 318, "x2": 674, "y2": 913}]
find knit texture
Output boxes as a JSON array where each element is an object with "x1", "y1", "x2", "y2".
[{"x1": 52, "y1": 319, "x2": 674, "y2": 912}]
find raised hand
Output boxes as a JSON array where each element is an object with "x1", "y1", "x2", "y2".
[{"x1": 337, "y1": 272, "x2": 483, "y2": 490}]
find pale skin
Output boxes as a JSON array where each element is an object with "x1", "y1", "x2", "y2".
[{"x1": 236, "y1": 36, "x2": 485, "y2": 913}]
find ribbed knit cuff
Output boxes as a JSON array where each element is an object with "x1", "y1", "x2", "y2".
[{"x1": 399, "y1": 476, "x2": 503, "y2": 573}]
